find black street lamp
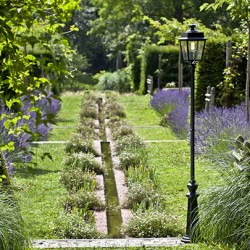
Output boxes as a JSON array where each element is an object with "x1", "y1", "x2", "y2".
[{"x1": 178, "y1": 24, "x2": 207, "y2": 243}]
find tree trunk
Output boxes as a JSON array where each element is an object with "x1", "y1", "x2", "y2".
[{"x1": 246, "y1": 23, "x2": 250, "y2": 122}]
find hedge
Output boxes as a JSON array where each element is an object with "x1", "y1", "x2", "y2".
[
  {"x1": 195, "y1": 39, "x2": 226, "y2": 110},
  {"x1": 138, "y1": 45, "x2": 190, "y2": 94}
]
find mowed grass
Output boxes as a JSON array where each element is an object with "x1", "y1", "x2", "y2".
[
  {"x1": 13, "y1": 92, "x2": 83, "y2": 239},
  {"x1": 49, "y1": 92, "x2": 84, "y2": 141},
  {"x1": 118, "y1": 93, "x2": 220, "y2": 234},
  {"x1": 13, "y1": 92, "x2": 221, "y2": 249}
]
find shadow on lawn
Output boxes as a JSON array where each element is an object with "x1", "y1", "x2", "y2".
[
  {"x1": 14, "y1": 165, "x2": 61, "y2": 178},
  {"x1": 56, "y1": 118, "x2": 75, "y2": 123}
]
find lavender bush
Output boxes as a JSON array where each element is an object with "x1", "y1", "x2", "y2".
[
  {"x1": 150, "y1": 89, "x2": 190, "y2": 138},
  {"x1": 195, "y1": 103, "x2": 250, "y2": 157},
  {"x1": 0, "y1": 90, "x2": 61, "y2": 174}
]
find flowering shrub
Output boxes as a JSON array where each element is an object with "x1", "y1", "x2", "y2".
[
  {"x1": 0, "y1": 90, "x2": 61, "y2": 174},
  {"x1": 150, "y1": 89, "x2": 190, "y2": 138},
  {"x1": 195, "y1": 103, "x2": 250, "y2": 155}
]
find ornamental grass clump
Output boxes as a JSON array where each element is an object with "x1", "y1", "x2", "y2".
[
  {"x1": 150, "y1": 89, "x2": 190, "y2": 138},
  {"x1": 195, "y1": 103, "x2": 250, "y2": 156},
  {"x1": 63, "y1": 152, "x2": 103, "y2": 174},
  {"x1": 0, "y1": 192, "x2": 30, "y2": 250},
  {"x1": 193, "y1": 158, "x2": 250, "y2": 250}
]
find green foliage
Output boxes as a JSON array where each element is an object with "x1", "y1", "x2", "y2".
[
  {"x1": 0, "y1": 0, "x2": 81, "y2": 161},
  {"x1": 193, "y1": 161, "x2": 250, "y2": 250},
  {"x1": 127, "y1": 181, "x2": 162, "y2": 210},
  {"x1": 79, "y1": 102, "x2": 98, "y2": 119},
  {"x1": 195, "y1": 39, "x2": 227, "y2": 110},
  {"x1": 104, "y1": 100, "x2": 126, "y2": 119},
  {"x1": 65, "y1": 133, "x2": 98, "y2": 155},
  {"x1": 217, "y1": 41, "x2": 247, "y2": 107},
  {"x1": 54, "y1": 210, "x2": 101, "y2": 239},
  {"x1": 63, "y1": 189, "x2": 105, "y2": 212},
  {"x1": 122, "y1": 208, "x2": 178, "y2": 238},
  {"x1": 95, "y1": 69, "x2": 132, "y2": 93},
  {"x1": 60, "y1": 169, "x2": 96, "y2": 193},
  {"x1": 0, "y1": 151, "x2": 11, "y2": 188},
  {"x1": 112, "y1": 124, "x2": 135, "y2": 140},
  {"x1": 0, "y1": 192, "x2": 30, "y2": 250},
  {"x1": 116, "y1": 135, "x2": 145, "y2": 154},
  {"x1": 63, "y1": 152, "x2": 103, "y2": 174},
  {"x1": 76, "y1": 123, "x2": 98, "y2": 140},
  {"x1": 119, "y1": 150, "x2": 147, "y2": 170},
  {"x1": 139, "y1": 45, "x2": 190, "y2": 94}
]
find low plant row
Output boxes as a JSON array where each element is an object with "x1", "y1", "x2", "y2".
[
  {"x1": 105, "y1": 95, "x2": 179, "y2": 238},
  {"x1": 54, "y1": 92, "x2": 104, "y2": 239}
]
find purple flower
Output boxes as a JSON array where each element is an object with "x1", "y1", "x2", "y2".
[
  {"x1": 0, "y1": 90, "x2": 61, "y2": 174},
  {"x1": 195, "y1": 103, "x2": 250, "y2": 154},
  {"x1": 150, "y1": 88, "x2": 190, "y2": 137}
]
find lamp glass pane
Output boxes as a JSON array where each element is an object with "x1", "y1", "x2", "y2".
[
  {"x1": 188, "y1": 40, "x2": 198, "y2": 61},
  {"x1": 180, "y1": 41, "x2": 188, "y2": 61},
  {"x1": 197, "y1": 41, "x2": 206, "y2": 60}
]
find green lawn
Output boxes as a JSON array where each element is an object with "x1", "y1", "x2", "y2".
[
  {"x1": 49, "y1": 92, "x2": 84, "y2": 141},
  {"x1": 118, "y1": 93, "x2": 220, "y2": 234},
  {"x1": 13, "y1": 92, "x2": 83, "y2": 239},
  {"x1": 14, "y1": 92, "x2": 223, "y2": 249}
]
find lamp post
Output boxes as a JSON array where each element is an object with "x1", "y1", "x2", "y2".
[{"x1": 178, "y1": 24, "x2": 206, "y2": 243}]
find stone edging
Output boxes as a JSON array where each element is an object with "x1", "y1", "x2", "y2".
[{"x1": 32, "y1": 237, "x2": 183, "y2": 248}]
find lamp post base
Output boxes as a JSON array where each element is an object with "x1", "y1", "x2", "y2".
[
  {"x1": 181, "y1": 180, "x2": 199, "y2": 244},
  {"x1": 181, "y1": 235, "x2": 191, "y2": 244}
]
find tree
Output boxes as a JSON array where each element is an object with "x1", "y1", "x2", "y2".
[
  {"x1": 0, "y1": 0, "x2": 80, "y2": 158},
  {"x1": 201, "y1": 0, "x2": 250, "y2": 121}
]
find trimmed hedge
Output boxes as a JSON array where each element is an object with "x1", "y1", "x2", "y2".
[
  {"x1": 139, "y1": 45, "x2": 190, "y2": 94},
  {"x1": 195, "y1": 39, "x2": 226, "y2": 110}
]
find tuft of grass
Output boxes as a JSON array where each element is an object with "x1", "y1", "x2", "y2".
[{"x1": 0, "y1": 192, "x2": 30, "y2": 250}]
